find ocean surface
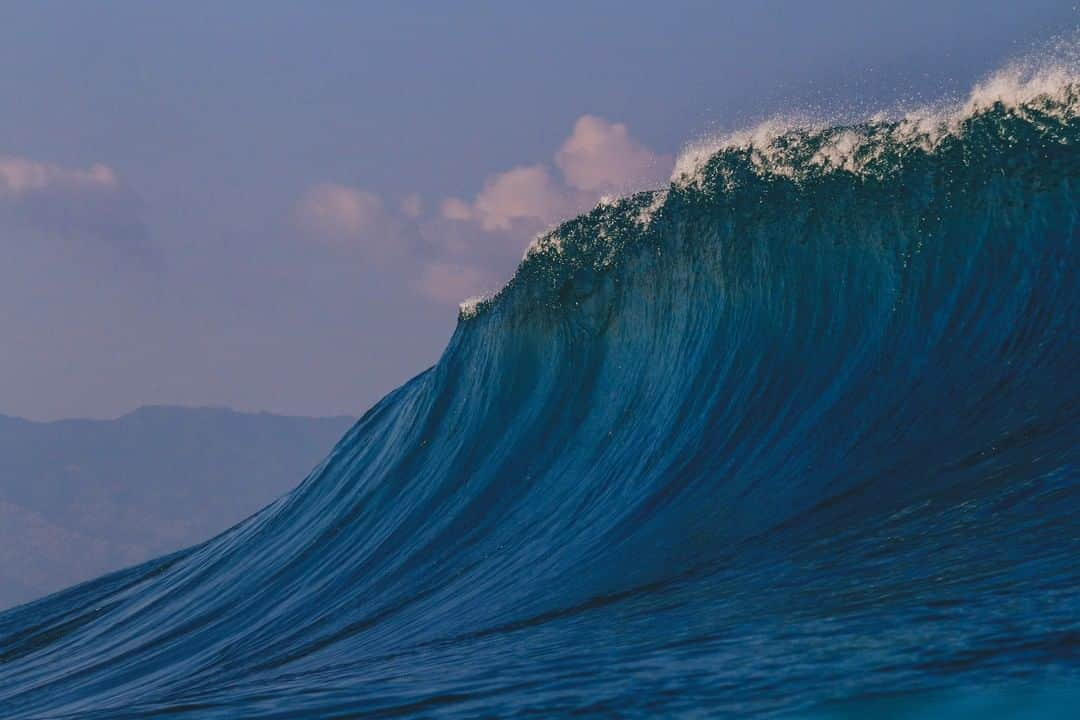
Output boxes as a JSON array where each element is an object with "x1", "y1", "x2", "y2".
[{"x1": 0, "y1": 58, "x2": 1077, "y2": 718}]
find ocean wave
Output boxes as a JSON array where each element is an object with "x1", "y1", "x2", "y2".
[{"x1": 1, "y1": 55, "x2": 1077, "y2": 718}]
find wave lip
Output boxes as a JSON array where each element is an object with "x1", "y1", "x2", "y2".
[
  {"x1": 672, "y1": 49, "x2": 1080, "y2": 188},
  {"x1": 1, "y1": 63, "x2": 1078, "y2": 718}
]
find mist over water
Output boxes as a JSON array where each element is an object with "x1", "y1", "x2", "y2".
[{"x1": 0, "y1": 54, "x2": 1077, "y2": 717}]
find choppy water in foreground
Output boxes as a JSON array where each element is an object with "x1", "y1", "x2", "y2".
[{"x1": 1, "y1": 62, "x2": 1077, "y2": 718}]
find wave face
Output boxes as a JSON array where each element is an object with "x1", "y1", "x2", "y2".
[{"x1": 1, "y1": 67, "x2": 1078, "y2": 718}]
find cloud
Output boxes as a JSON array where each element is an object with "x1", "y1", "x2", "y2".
[
  {"x1": 441, "y1": 165, "x2": 575, "y2": 233},
  {"x1": 296, "y1": 183, "x2": 384, "y2": 239},
  {"x1": 555, "y1": 115, "x2": 669, "y2": 194},
  {"x1": 0, "y1": 157, "x2": 117, "y2": 196},
  {"x1": 0, "y1": 154, "x2": 151, "y2": 260},
  {"x1": 439, "y1": 115, "x2": 671, "y2": 241},
  {"x1": 290, "y1": 117, "x2": 672, "y2": 307},
  {"x1": 470, "y1": 165, "x2": 574, "y2": 232},
  {"x1": 400, "y1": 193, "x2": 422, "y2": 219},
  {"x1": 414, "y1": 262, "x2": 493, "y2": 304},
  {"x1": 440, "y1": 197, "x2": 473, "y2": 222},
  {"x1": 295, "y1": 183, "x2": 415, "y2": 263}
]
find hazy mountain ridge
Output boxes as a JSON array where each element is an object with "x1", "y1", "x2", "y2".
[{"x1": 0, "y1": 406, "x2": 354, "y2": 609}]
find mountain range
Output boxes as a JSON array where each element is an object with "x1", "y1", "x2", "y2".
[{"x1": 0, "y1": 405, "x2": 353, "y2": 609}]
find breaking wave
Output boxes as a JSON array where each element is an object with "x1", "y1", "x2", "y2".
[{"x1": 1, "y1": 55, "x2": 1078, "y2": 718}]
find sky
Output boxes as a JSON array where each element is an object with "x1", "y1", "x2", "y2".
[{"x1": 0, "y1": 1, "x2": 1074, "y2": 421}]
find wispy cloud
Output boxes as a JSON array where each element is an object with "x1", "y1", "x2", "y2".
[
  {"x1": 0, "y1": 157, "x2": 117, "y2": 196},
  {"x1": 295, "y1": 183, "x2": 385, "y2": 240},
  {"x1": 399, "y1": 193, "x2": 422, "y2": 219},
  {"x1": 0, "y1": 154, "x2": 151, "y2": 261},
  {"x1": 421, "y1": 115, "x2": 672, "y2": 305},
  {"x1": 294, "y1": 183, "x2": 415, "y2": 264},
  {"x1": 441, "y1": 115, "x2": 671, "y2": 234},
  {"x1": 440, "y1": 197, "x2": 473, "y2": 223},
  {"x1": 413, "y1": 262, "x2": 492, "y2": 304},
  {"x1": 294, "y1": 116, "x2": 670, "y2": 308}
]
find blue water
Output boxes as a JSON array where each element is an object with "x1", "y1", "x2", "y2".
[{"x1": 1, "y1": 68, "x2": 1077, "y2": 718}]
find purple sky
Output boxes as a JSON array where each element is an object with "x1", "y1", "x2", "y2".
[{"x1": 0, "y1": 1, "x2": 1073, "y2": 421}]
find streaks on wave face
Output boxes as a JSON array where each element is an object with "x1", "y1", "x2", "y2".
[{"x1": 1, "y1": 62, "x2": 1079, "y2": 718}]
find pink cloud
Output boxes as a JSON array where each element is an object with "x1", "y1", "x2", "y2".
[
  {"x1": 296, "y1": 183, "x2": 385, "y2": 239},
  {"x1": 440, "y1": 197, "x2": 474, "y2": 222},
  {"x1": 0, "y1": 154, "x2": 150, "y2": 258},
  {"x1": 400, "y1": 193, "x2": 422, "y2": 219},
  {"x1": 414, "y1": 262, "x2": 493, "y2": 304},
  {"x1": 0, "y1": 157, "x2": 117, "y2": 197},
  {"x1": 472, "y1": 164, "x2": 574, "y2": 232},
  {"x1": 292, "y1": 116, "x2": 670, "y2": 306},
  {"x1": 294, "y1": 183, "x2": 416, "y2": 264},
  {"x1": 438, "y1": 116, "x2": 670, "y2": 243},
  {"x1": 555, "y1": 115, "x2": 671, "y2": 194}
]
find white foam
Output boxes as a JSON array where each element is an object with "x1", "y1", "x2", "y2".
[
  {"x1": 808, "y1": 130, "x2": 868, "y2": 173},
  {"x1": 671, "y1": 47, "x2": 1080, "y2": 188},
  {"x1": 522, "y1": 229, "x2": 566, "y2": 261},
  {"x1": 636, "y1": 189, "x2": 669, "y2": 228},
  {"x1": 469, "y1": 44, "x2": 1080, "y2": 319},
  {"x1": 458, "y1": 294, "x2": 491, "y2": 320}
]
